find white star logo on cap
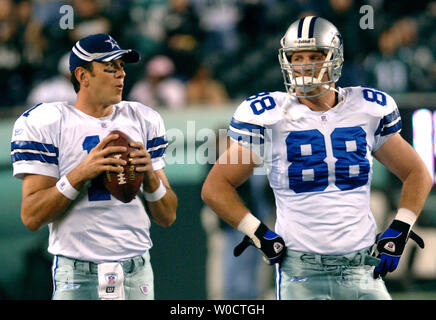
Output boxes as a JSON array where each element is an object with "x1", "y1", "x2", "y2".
[{"x1": 105, "y1": 36, "x2": 120, "y2": 49}]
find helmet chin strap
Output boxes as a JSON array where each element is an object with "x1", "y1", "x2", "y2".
[{"x1": 325, "y1": 85, "x2": 345, "y2": 110}]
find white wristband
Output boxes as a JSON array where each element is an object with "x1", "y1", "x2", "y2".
[
  {"x1": 56, "y1": 175, "x2": 79, "y2": 200},
  {"x1": 144, "y1": 179, "x2": 167, "y2": 202},
  {"x1": 395, "y1": 208, "x2": 418, "y2": 227},
  {"x1": 237, "y1": 212, "x2": 261, "y2": 239}
]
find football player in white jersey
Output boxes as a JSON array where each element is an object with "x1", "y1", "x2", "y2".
[
  {"x1": 11, "y1": 34, "x2": 178, "y2": 300},
  {"x1": 202, "y1": 16, "x2": 432, "y2": 299}
]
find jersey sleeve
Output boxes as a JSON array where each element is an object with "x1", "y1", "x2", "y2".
[
  {"x1": 228, "y1": 95, "x2": 267, "y2": 160},
  {"x1": 372, "y1": 93, "x2": 402, "y2": 152},
  {"x1": 11, "y1": 103, "x2": 61, "y2": 179},
  {"x1": 136, "y1": 104, "x2": 168, "y2": 171}
]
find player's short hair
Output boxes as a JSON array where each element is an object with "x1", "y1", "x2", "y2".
[{"x1": 70, "y1": 62, "x2": 94, "y2": 93}]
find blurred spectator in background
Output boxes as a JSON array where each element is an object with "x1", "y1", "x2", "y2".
[
  {"x1": 321, "y1": 0, "x2": 367, "y2": 87},
  {"x1": 191, "y1": 0, "x2": 240, "y2": 55},
  {"x1": 1, "y1": 0, "x2": 436, "y2": 110},
  {"x1": 237, "y1": 0, "x2": 268, "y2": 51},
  {"x1": 378, "y1": 0, "x2": 429, "y2": 16},
  {"x1": 33, "y1": 1, "x2": 73, "y2": 78},
  {"x1": 394, "y1": 17, "x2": 436, "y2": 92},
  {"x1": 128, "y1": 55, "x2": 186, "y2": 109},
  {"x1": 32, "y1": 0, "x2": 67, "y2": 27},
  {"x1": 162, "y1": 0, "x2": 204, "y2": 80},
  {"x1": 423, "y1": 2, "x2": 436, "y2": 54},
  {"x1": 186, "y1": 64, "x2": 229, "y2": 106},
  {"x1": 69, "y1": 0, "x2": 111, "y2": 42},
  {"x1": 363, "y1": 28, "x2": 409, "y2": 93},
  {"x1": 26, "y1": 52, "x2": 76, "y2": 106},
  {"x1": 0, "y1": 0, "x2": 48, "y2": 107},
  {"x1": 362, "y1": 3, "x2": 436, "y2": 92},
  {"x1": 123, "y1": 0, "x2": 167, "y2": 59},
  {"x1": 421, "y1": 1, "x2": 436, "y2": 89},
  {"x1": 0, "y1": 0, "x2": 21, "y2": 107},
  {"x1": 16, "y1": 0, "x2": 46, "y2": 67}
]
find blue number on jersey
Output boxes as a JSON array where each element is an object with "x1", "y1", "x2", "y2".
[
  {"x1": 246, "y1": 92, "x2": 276, "y2": 115},
  {"x1": 286, "y1": 130, "x2": 328, "y2": 193},
  {"x1": 286, "y1": 127, "x2": 370, "y2": 193},
  {"x1": 22, "y1": 103, "x2": 43, "y2": 117},
  {"x1": 82, "y1": 135, "x2": 111, "y2": 201},
  {"x1": 362, "y1": 88, "x2": 386, "y2": 106},
  {"x1": 331, "y1": 127, "x2": 370, "y2": 190}
]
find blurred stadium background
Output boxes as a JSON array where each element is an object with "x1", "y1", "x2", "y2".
[{"x1": 1, "y1": 0, "x2": 436, "y2": 300}]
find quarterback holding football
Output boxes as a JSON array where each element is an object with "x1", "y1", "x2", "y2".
[
  {"x1": 202, "y1": 16, "x2": 431, "y2": 299},
  {"x1": 11, "y1": 34, "x2": 177, "y2": 300}
]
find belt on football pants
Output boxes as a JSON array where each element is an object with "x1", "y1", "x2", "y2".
[
  {"x1": 57, "y1": 253, "x2": 148, "y2": 275},
  {"x1": 288, "y1": 248, "x2": 380, "y2": 267}
]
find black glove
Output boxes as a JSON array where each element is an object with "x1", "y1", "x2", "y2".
[
  {"x1": 234, "y1": 222, "x2": 285, "y2": 265},
  {"x1": 373, "y1": 220, "x2": 424, "y2": 279}
]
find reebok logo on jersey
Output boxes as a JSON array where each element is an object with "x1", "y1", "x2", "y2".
[{"x1": 384, "y1": 241, "x2": 395, "y2": 252}]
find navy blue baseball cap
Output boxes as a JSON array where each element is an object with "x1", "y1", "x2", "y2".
[{"x1": 69, "y1": 33, "x2": 140, "y2": 72}]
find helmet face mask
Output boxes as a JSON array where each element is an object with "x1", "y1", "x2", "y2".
[{"x1": 278, "y1": 16, "x2": 344, "y2": 98}]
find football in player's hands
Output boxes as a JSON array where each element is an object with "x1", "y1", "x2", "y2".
[{"x1": 103, "y1": 130, "x2": 144, "y2": 203}]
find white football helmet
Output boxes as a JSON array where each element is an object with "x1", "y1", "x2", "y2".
[{"x1": 278, "y1": 16, "x2": 344, "y2": 98}]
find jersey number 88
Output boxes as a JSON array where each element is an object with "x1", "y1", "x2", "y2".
[{"x1": 286, "y1": 127, "x2": 370, "y2": 193}]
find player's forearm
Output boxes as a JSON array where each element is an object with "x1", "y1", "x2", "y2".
[
  {"x1": 21, "y1": 186, "x2": 72, "y2": 231},
  {"x1": 143, "y1": 171, "x2": 177, "y2": 227},
  {"x1": 22, "y1": 168, "x2": 90, "y2": 230},
  {"x1": 64, "y1": 167, "x2": 89, "y2": 191},
  {"x1": 201, "y1": 176, "x2": 250, "y2": 229},
  {"x1": 398, "y1": 165, "x2": 432, "y2": 216},
  {"x1": 147, "y1": 188, "x2": 177, "y2": 227}
]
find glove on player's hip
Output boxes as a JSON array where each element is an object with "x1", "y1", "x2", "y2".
[{"x1": 234, "y1": 222, "x2": 285, "y2": 265}]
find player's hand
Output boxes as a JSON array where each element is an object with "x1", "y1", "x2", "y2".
[
  {"x1": 75, "y1": 133, "x2": 127, "y2": 181},
  {"x1": 234, "y1": 222, "x2": 285, "y2": 265},
  {"x1": 373, "y1": 220, "x2": 424, "y2": 279},
  {"x1": 128, "y1": 141, "x2": 153, "y2": 173}
]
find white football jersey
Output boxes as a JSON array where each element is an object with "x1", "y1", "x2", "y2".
[
  {"x1": 11, "y1": 101, "x2": 168, "y2": 263},
  {"x1": 229, "y1": 87, "x2": 401, "y2": 255}
]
